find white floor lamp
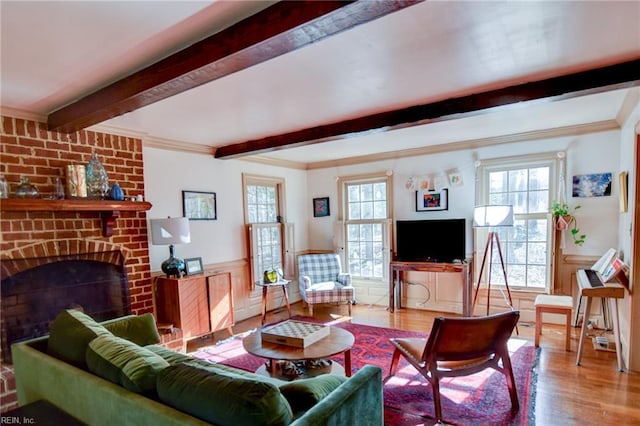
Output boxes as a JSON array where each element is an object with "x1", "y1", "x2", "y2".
[{"x1": 472, "y1": 205, "x2": 517, "y2": 318}]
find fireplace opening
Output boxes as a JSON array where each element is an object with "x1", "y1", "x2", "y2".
[{"x1": 1, "y1": 250, "x2": 131, "y2": 362}]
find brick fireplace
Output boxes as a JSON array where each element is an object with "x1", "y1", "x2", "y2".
[
  {"x1": 0, "y1": 115, "x2": 153, "y2": 412},
  {"x1": 1, "y1": 243, "x2": 132, "y2": 362}
]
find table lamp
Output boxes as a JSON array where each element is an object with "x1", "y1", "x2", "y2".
[{"x1": 150, "y1": 217, "x2": 191, "y2": 278}]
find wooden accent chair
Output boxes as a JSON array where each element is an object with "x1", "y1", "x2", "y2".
[
  {"x1": 297, "y1": 253, "x2": 354, "y2": 316},
  {"x1": 387, "y1": 310, "x2": 520, "y2": 424}
]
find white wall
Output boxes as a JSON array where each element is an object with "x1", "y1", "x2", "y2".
[
  {"x1": 142, "y1": 129, "x2": 623, "y2": 302},
  {"x1": 618, "y1": 97, "x2": 640, "y2": 370},
  {"x1": 619, "y1": 98, "x2": 640, "y2": 262},
  {"x1": 307, "y1": 130, "x2": 622, "y2": 257},
  {"x1": 143, "y1": 147, "x2": 308, "y2": 272}
]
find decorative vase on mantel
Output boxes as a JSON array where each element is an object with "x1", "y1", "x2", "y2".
[
  {"x1": 14, "y1": 176, "x2": 39, "y2": 198},
  {"x1": 86, "y1": 151, "x2": 109, "y2": 199},
  {"x1": 109, "y1": 182, "x2": 124, "y2": 201}
]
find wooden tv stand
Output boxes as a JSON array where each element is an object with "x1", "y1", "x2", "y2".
[{"x1": 389, "y1": 260, "x2": 472, "y2": 316}]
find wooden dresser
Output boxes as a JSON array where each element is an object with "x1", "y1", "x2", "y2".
[{"x1": 155, "y1": 272, "x2": 234, "y2": 342}]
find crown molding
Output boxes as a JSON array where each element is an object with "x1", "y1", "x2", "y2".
[
  {"x1": 1, "y1": 107, "x2": 622, "y2": 171},
  {"x1": 239, "y1": 155, "x2": 307, "y2": 170},
  {"x1": 617, "y1": 88, "x2": 640, "y2": 127},
  {"x1": 87, "y1": 123, "x2": 148, "y2": 139},
  {"x1": 0, "y1": 107, "x2": 45, "y2": 122},
  {"x1": 89, "y1": 123, "x2": 214, "y2": 155},
  {"x1": 144, "y1": 136, "x2": 215, "y2": 155},
  {"x1": 305, "y1": 120, "x2": 620, "y2": 170}
]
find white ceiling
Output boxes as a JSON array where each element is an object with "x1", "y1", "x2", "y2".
[{"x1": 1, "y1": 1, "x2": 639, "y2": 168}]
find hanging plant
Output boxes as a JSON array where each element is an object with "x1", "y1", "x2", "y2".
[{"x1": 551, "y1": 202, "x2": 586, "y2": 246}]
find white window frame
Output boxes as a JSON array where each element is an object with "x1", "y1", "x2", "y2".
[
  {"x1": 475, "y1": 153, "x2": 560, "y2": 292},
  {"x1": 243, "y1": 174, "x2": 292, "y2": 287},
  {"x1": 337, "y1": 173, "x2": 393, "y2": 281}
]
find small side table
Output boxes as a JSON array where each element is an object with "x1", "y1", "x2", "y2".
[{"x1": 256, "y1": 280, "x2": 292, "y2": 325}]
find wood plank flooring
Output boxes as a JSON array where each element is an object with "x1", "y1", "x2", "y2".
[{"x1": 189, "y1": 302, "x2": 640, "y2": 425}]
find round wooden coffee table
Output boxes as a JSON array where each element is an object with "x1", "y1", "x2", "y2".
[{"x1": 243, "y1": 326, "x2": 355, "y2": 381}]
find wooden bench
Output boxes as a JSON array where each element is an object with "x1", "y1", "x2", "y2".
[{"x1": 534, "y1": 295, "x2": 573, "y2": 351}]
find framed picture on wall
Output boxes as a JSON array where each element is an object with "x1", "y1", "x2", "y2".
[
  {"x1": 313, "y1": 197, "x2": 330, "y2": 217},
  {"x1": 572, "y1": 173, "x2": 612, "y2": 197},
  {"x1": 182, "y1": 190, "x2": 217, "y2": 220},
  {"x1": 416, "y1": 189, "x2": 448, "y2": 212}
]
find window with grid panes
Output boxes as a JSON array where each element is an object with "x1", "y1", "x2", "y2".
[
  {"x1": 344, "y1": 179, "x2": 389, "y2": 279},
  {"x1": 245, "y1": 179, "x2": 283, "y2": 283},
  {"x1": 479, "y1": 156, "x2": 556, "y2": 290}
]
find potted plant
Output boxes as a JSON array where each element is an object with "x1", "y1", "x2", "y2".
[{"x1": 551, "y1": 202, "x2": 586, "y2": 246}]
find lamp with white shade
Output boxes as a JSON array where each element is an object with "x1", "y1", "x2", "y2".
[
  {"x1": 473, "y1": 204, "x2": 514, "y2": 228},
  {"x1": 150, "y1": 217, "x2": 191, "y2": 278},
  {"x1": 472, "y1": 205, "x2": 517, "y2": 322}
]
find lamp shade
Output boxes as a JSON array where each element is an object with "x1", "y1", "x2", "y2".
[
  {"x1": 150, "y1": 217, "x2": 191, "y2": 245},
  {"x1": 473, "y1": 205, "x2": 514, "y2": 227}
]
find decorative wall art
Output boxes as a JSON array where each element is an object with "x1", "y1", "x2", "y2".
[
  {"x1": 448, "y1": 171, "x2": 464, "y2": 187},
  {"x1": 313, "y1": 197, "x2": 330, "y2": 217},
  {"x1": 416, "y1": 189, "x2": 448, "y2": 212},
  {"x1": 404, "y1": 176, "x2": 430, "y2": 191},
  {"x1": 572, "y1": 173, "x2": 612, "y2": 197},
  {"x1": 403, "y1": 160, "x2": 475, "y2": 193},
  {"x1": 182, "y1": 190, "x2": 217, "y2": 220},
  {"x1": 620, "y1": 171, "x2": 628, "y2": 213}
]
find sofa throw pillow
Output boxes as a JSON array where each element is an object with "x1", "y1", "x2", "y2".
[
  {"x1": 47, "y1": 309, "x2": 111, "y2": 367},
  {"x1": 280, "y1": 374, "x2": 347, "y2": 413},
  {"x1": 144, "y1": 344, "x2": 192, "y2": 365},
  {"x1": 103, "y1": 313, "x2": 161, "y2": 346},
  {"x1": 157, "y1": 363, "x2": 293, "y2": 426},
  {"x1": 86, "y1": 334, "x2": 169, "y2": 394},
  {"x1": 180, "y1": 360, "x2": 285, "y2": 388}
]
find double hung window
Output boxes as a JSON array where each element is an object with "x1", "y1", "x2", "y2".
[
  {"x1": 244, "y1": 175, "x2": 286, "y2": 285},
  {"x1": 338, "y1": 174, "x2": 391, "y2": 280},
  {"x1": 477, "y1": 154, "x2": 558, "y2": 290}
]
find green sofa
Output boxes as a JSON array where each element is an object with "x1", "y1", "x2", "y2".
[{"x1": 12, "y1": 310, "x2": 383, "y2": 426}]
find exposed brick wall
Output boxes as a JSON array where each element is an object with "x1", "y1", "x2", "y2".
[{"x1": 0, "y1": 115, "x2": 153, "y2": 412}]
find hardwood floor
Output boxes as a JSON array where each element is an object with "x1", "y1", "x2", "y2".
[{"x1": 189, "y1": 302, "x2": 640, "y2": 425}]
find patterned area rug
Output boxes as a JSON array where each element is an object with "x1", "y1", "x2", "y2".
[{"x1": 191, "y1": 317, "x2": 539, "y2": 425}]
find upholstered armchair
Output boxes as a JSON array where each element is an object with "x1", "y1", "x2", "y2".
[{"x1": 297, "y1": 253, "x2": 355, "y2": 316}]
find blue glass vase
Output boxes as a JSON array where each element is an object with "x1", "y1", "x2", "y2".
[{"x1": 109, "y1": 182, "x2": 124, "y2": 201}]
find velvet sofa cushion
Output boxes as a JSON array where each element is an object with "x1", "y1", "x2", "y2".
[
  {"x1": 183, "y1": 360, "x2": 285, "y2": 388},
  {"x1": 157, "y1": 362, "x2": 293, "y2": 426},
  {"x1": 86, "y1": 334, "x2": 169, "y2": 394},
  {"x1": 103, "y1": 313, "x2": 161, "y2": 346},
  {"x1": 47, "y1": 309, "x2": 111, "y2": 367},
  {"x1": 279, "y1": 374, "x2": 347, "y2": 413},
  {"x1": 144, "y1": 344, "x2": 193, "y2": 365}
]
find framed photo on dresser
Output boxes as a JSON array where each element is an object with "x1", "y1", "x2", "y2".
[{"x1": 184, "y1": 257, "x2": 203, "y2": 275}]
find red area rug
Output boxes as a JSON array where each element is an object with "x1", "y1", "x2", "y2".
[{"x1": 191, "y1": 317, "x2": 538, "y2": 425}]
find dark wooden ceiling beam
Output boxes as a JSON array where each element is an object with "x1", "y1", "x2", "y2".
[
  {"x1": 46, "y1": 0, "x2": 422, "y2": 133},
  {"x1": 214, "y1": 59, "x2": 640, "y2": 159}
]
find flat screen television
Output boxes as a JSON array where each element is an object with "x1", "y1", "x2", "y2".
[{"x1": 395, "y1": 218, "x2": 466, "y2": 263}]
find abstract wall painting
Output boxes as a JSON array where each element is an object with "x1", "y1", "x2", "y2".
[{"x1": 572, "y1": 173, "x2": 612, "y2": 197}]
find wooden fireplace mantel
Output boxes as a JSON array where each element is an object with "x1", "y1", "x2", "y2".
[{"x1": 0, "y1": 198, "x2": 152, "y2": 237}]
